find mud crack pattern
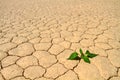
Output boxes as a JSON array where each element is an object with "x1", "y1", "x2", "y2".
[{"x1": 0, "y1": 0, "x2": 120, "y2": 80}]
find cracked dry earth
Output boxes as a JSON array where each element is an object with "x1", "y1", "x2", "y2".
[{"x1": 0, "y1": 0, "x2": 120, "y2": 80}]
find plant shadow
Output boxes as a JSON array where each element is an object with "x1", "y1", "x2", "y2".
[{"x1": 73, "y1": 57, "x2": 81, "y2": 60}]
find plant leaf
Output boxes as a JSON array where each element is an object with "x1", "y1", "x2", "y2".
[
  {"x1": 68, "y1": 52, "x2": 78, "y2": 60},
  {"x1": 81, "y1": 56, "x2": 90, "y2": 63},
  {"x1": 87, "y1": 53, "x2": 98, "y2": 58},
  {"x1": 85, "y1": 50, "x2": 90, "y2": 55},
  {"x1": 85, "y1": 50, "x2": 98, "y2": 58},
  {"x1": 79, "y1": 48, "x2": 84, "y2": 56}
]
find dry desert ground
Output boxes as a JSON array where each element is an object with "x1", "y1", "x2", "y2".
[{"x1": 0, "y1": 0, "x2": 120, "y2": 80}]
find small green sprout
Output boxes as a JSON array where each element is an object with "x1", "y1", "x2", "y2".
[{"x1": 68, "y1": 48, "x2": 98, "y2": 63}]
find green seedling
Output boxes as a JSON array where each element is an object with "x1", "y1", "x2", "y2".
[{"x1": 68, "y1": 48, "x2": 98, "y2": 63}]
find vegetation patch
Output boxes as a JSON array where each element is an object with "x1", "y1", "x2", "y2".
[{"x1": 68, "y1": 49, "x2": 98, "y2": 63}]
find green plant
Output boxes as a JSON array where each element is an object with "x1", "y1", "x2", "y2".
[{"x1": 68, "y1": 49, "x2": 98, "y2": 63}]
